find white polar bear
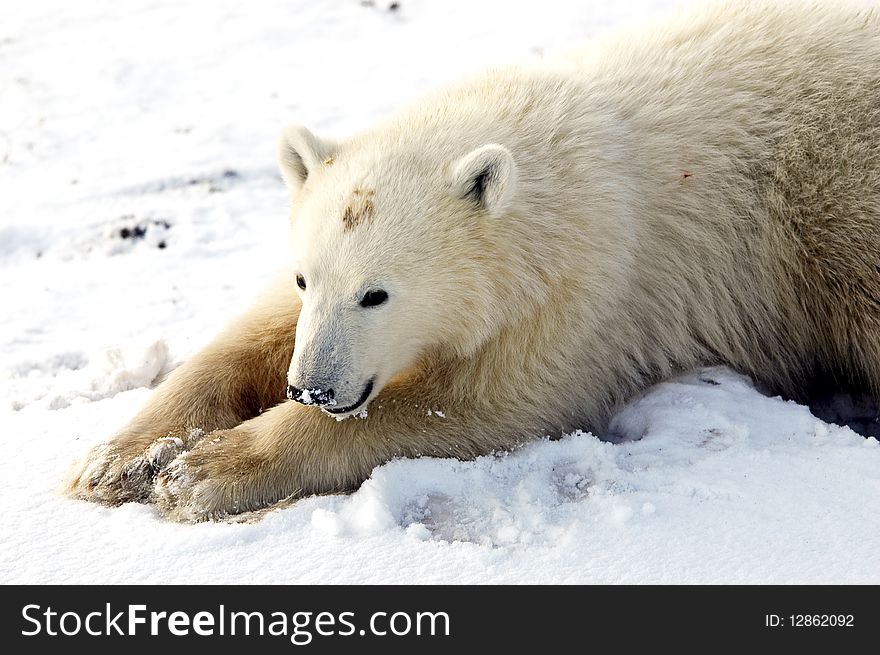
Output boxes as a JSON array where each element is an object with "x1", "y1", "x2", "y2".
[{"x1": 67, "y1": 1, "x2": 880, "y2": 521}]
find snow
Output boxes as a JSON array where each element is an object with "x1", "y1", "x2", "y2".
[{"x1": 2, "y1": 0, "x2": 879, "y2": 584}]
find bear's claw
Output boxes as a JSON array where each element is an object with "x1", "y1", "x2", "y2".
[
  {"x1": 153, "y1": 428, "x2": 288, "y2": 522},
  {"x1": 65, "y1": 442, "x2": 155, "y2": 505},
  {"x1": 65, "y1": 429, "x2": 207, "y2": 507}
]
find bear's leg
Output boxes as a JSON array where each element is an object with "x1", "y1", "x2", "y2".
[
  {"x1": 153, "y1": 379, "x2": 523, "y2": 522},
  {"x1": 65, "y1": 276, "x2": 301, "y2": 505}
]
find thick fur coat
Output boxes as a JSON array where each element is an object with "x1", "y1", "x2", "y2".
[{"x1": 67, "y1": 2, "x2": 880, "y2": 521}]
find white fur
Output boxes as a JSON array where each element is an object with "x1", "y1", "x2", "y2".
[
  {"x1": 280, "y1": 0, "x2": 880, "y2": 424},
  {"x1": 449, "y1": 144, "x2": 518, "y2": 217},
  {"x1": 68, "y1": 1, "x2": 880, "y2": 520}
]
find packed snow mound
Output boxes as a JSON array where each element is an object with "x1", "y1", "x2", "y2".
[
  {"x1": 312, "y1": 368, "x2": 879, "y2": 550},
  {"x1": 7, "y1": 340, "x2": 169, "y2": 411},
  {"x1": 3, "y1": 367, "x2": 879, "y2": 584}
]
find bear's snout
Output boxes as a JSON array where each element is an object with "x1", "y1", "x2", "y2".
[{"x1": 286, "y1": 384, "x2": 335, "y2": 407}]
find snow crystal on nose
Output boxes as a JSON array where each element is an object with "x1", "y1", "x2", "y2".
[{"x1": 295, "y1": 388, "x2": 336, "y2": 406}]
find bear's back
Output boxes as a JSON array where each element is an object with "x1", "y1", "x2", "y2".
[{"x1": 354, "y1": 1, "x2": 880, "y2": 420}]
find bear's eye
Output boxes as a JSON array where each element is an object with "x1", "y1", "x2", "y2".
[
  {"x1": 360, "y1": 289, "x2": 388, "y2": 308},
  {"x1": 296, "y1": 274, "x2": 306, "y2": 291}
]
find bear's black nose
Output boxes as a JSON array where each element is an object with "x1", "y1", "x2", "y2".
[{"x1": 286, "y1": 384, "x2": 335, "y2": 406}]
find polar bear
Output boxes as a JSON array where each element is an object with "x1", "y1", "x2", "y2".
[{"x1": 66, "y1": 1, "x2": 880, "y2": 521}]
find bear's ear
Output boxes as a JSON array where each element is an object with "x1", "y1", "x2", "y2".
[
  {"x1": 277, "y1": 125, "x2": 335, "y2": 191},
  {"x1": 449, "y1": 144, "x2": 517, "y2": 217}
]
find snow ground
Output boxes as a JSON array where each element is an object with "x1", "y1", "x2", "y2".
[{"x1": 2, "y1": 0, "x2": 879, "y2": 584}]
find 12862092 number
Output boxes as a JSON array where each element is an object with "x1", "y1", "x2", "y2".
[{"x1": 790, "y1": 615, "x2": 854, "y2": 627}]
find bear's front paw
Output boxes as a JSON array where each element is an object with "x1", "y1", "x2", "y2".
[
  {"x1": 65, "y1": 437, "x2": 157, "y2": 505},
  {"x1": 154, "y1": 429, "x2": 294, "y2": 522},
  {"x1": 65, "y1": 429, "x2": 206, "y2": 506}
]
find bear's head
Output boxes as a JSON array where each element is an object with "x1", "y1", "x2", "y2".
[{"x1": 277, "y1": 124, "x2": 518, "y2": 417}]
